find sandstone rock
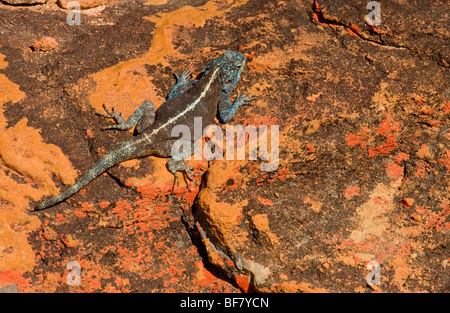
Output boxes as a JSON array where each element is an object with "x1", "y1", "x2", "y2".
[
  {"x1": 1, "y1": 0, "x2": 448, "y2": 293},
  {"x1": 401, "y1": 198, "x2": 415, "y2": 208},
  {"x1": 57, "y1": 0, "x2": 107, "y2": 10},
  {"x1": 30, "y1": 37, "x2": 58, "y2": 52},
  {"x1": 1, "y1": 0, "x2": 47, "y2": 5}
]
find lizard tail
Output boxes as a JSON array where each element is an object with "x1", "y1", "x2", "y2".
[{"x1": 35, "y1": 140, "x2": 142, "y2": 211}]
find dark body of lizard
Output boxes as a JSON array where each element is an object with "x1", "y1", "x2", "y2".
[{"x1": 35, "y1": 51, "x2": 253, "y2": 211}]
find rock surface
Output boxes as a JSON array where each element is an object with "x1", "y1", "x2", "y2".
[
  {"x1": 1, "y1": 0, "x2": 47, "y2": 5},
  {"x1": 30, "y1": 37, "x2": 58, "y2": 52},
  {"x1": 57, "y1": 0, "x2": 107, "y2": 10},
  {"x1": 0, "y1": 0, "x2": 448, "y2": 293}
]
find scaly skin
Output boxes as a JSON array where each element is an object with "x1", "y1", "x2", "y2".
[{"x1": 35, "y1": 51, "x2": 254, "y2": 211}]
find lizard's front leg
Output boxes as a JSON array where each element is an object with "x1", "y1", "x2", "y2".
[
  {"x1": 217, "y1": 92, "x2": 255, "y2": 123},
  {"x1": 167, "y1": 68, "x2": 197, "y2": 99},
  {"x1": 98, "y1": 100, "x2": 155, "y2": 134}
]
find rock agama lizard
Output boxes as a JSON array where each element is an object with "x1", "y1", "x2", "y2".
[{"x1": 35, "y1": 51, "x2": 253, "y2": 211}]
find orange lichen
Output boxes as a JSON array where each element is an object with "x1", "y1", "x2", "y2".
[
  {"x1": 365, "y1": 114, "x2": 401, "y2": 158},
  {"x1": 0, "y1": 119, "x2": 78, "y2": 199},
  {"x1": 0, "y1": 223, "x2": 36, "y2": 286},
  {"x1": 257, "y1": 196, "x2": 273, "y2": 206},
  {"x1": 423, "y1": 202, "x2": 450, "y2": 232},
  {"x1": 368, "y1": 135, "x2": 397, "y2": 157},
  {"x1": 386, "y1": 162, "x2": 403, "y2": 180},
  {"x1": 306, "y1": 143, "x2": 316, "y2": 153},
  {"x1": 347, "y1": 133, "x2": 360, "y2": 147},
  {"x1": 393, "y1": 152, "x2": 410, "y2": 164},
  {"x1": 192, "y1": 260, "x2": 236, "y2": 292},
  {"x1": 417, "y1": 144, "x2": 430, "y2": 159},
  {"x1": 0, "y1": 270, "x2": 31, "y2": 291},
  {"x1": 0, "y1": 53, "x2": 81, "y2": 290},
  {"x1": 235, "y1": 275, "x2": 251, "y2": 292},
  {"x1": 377, "y1": 114, "x2": 401, "y2": 136},
  {"x1": 344, "y1": 185, "x2": 360, "y2": 199}
]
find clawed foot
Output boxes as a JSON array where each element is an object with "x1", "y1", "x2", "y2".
[
  {"x1": 174, "y1": 67, "x2": 192, "y2": 84},
  {"x1": 97, "y1": 104, "x2": 126, "y2": 130},
  {"x1": 236, "y1": 92, "x2": 257, "y2": 106},
  {"x1": 176, "y1": 164, "x2": 202, "y2": 192},
  {"x1": 184, "y1": 165, "x2": 202, "y2": 188},
  {"x1": 168, "y1": 159, "x2": 202, "y2": 192}
]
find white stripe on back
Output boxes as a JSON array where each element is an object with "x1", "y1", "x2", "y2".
[{"x1": 144, "y1": 67, "x2": 220, "y2": 143}]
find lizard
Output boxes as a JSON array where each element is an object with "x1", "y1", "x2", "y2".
[{"x1": 35, "y1": 50, "x2": 253, "y2": 211}]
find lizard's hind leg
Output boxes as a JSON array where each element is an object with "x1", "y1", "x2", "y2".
[
  {"x1": 166, "y1": 158, "x2": 201, "y2": 191},
  {"x1": 98, "y1": 100, "x2": 156, "y2": 134},
  {"x1": 152, "y1": 139, "x2": 201, "y2": 191}
]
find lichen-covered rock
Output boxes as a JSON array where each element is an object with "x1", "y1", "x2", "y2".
[
  {"x1": 1, "y1": 0, "x2": 47, "y2": 5},
  {"x1": 192, "y1": 0, "x2": 449, "y2": 292},
  {"x1": 30, "y1": 37, "x2": 58, "y2": 52},
  {"x1": 0, "y1": 0, "x2": 448, "y2": 293},
  {"x1": 57, "y1": 0, "x2": 107, "y2": 10}
]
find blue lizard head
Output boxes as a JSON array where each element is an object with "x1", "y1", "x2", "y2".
[{"x1": 203, "y1": 50, "x2": 246, "y2": 93}]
